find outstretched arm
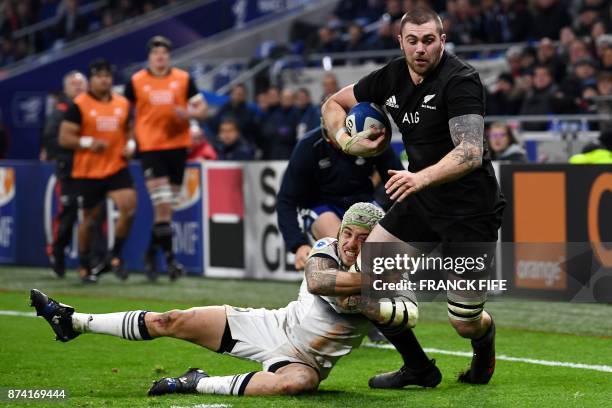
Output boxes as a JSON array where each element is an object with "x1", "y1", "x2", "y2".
[{"x1": 304, "y1": 256, "x2": 362, "y2": 296}]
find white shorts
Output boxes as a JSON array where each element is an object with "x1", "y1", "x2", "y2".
[{"x1": 223, "y1": 305, "x2": 323, "y2": 378}]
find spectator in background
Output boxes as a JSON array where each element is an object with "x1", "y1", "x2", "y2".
[
  {"x1": 591, "y1": 22, "x2": 608, "y2": 47},
  {"x1": 441, "y1": 0, "x2": 479, "y2": 45},
  {"x1": 566, "y1": 38, "x2": 592, "y2": 68},
  {"x1": 266, "y1": 86, "x2": 281, "y2": 109},
  {"x1": 212, "y1": 83, "x2": 259, "y2": 146},
  {"x1": 343, "y1": 22, "x2": 370, "y2": 54},
  {"x1": 519, "y1": 65, "x2": 558, "y2": 130},
  {"x1": 479, "y1": 0, "x2": 504, "y2": 44},
  {"x1": 569, "y1": 130, "x2": 612, "y2": 164},
  {"x1": 214, "y1": 117, "x2": 255, "y2": 161},
  {"x1": 368, "y1": 17, "x2": 397, "y2": 50},
  {"x1": 486, "y1": 72, "x2": 522, "y2": 116},
  {"x1": 320, "y1": 72, "x2": 339, "y2": 104},
  {"x1": 295, "y1": 88, "x2": 320, "y2": 139},
  {"x1": 487, "y1": 122, "x2": 528, "y2": 162},
  {"x1": 574, "y1": 4, "x2": 602, "y2": 38},
  {"x1": 260, "y1": 88, "x2": 299, "y2": 160},
  {"x1": 498, "y1": 0, "x2": 532, "y2": 42},
  {"x1": 595, "y1": 72, "x2": 612, "y2": 131},
  {"x1": 529, "y1": 0, "x2": 571, "y2": 40},
  {"x1": 385, "y1": 0, "x2": 404, "y2": 23},
  {"x1": 505, "y1": 45, "x2": 523, "y2": 79},
  {"x1": 188, "y1": 134, "x2": 217, "y2": 162},
  {"x1": 55, "y1": 0, "x2": 87, "y2": 43},
  {"x1": 557, "y1": 26, "x2": 577, "y2": 61},
  {"x1": 536, "y1": 37, "x2": 565, "y2": 83},
  {"x1": 601, "y1": 46, "x2": 612, "y2": 72},
  {"x1": 255, "y1": 89, "x2": 269, "y2": 116},
  {"x1": 519, "y1": 46, "x2": 537, "y2": 74},
  {"x1": 307, "y1": 25, "x2": 343, "y2": 55},
  {"x1": 556, "y1": 57, "x2": 599, "y2": 114}
]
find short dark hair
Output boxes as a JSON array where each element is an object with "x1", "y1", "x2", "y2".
[
  {"x1": 400, "y1": 7, "x2": 443, "y2": 36},
  {"x1": 88, "y1": 58, "x2": 113, "y2": 77},
  {"x1": 147, "y1": 35, "x2": 172, "y2": 53},
  {"x1": 297, "y1": 87, "x2": 310, "y2": 97},
  {"x1": 220, "y1": 116, "x2": 240, "y2": 130}
]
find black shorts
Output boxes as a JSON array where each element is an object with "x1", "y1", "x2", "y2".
[
  {"x1": 56, "y1": 177, "x2": 79, "y2": 207},
  {"x1": 140, "y1": 148, "x2": 188, "y2": 186},
  {"x1": 380, "y1": 194, "x2": 502, "y2": 305},
  {"x1": 379, "y1": 193, "x2": 503, "y2": 244},
  {"x1": 74, "y1": 167, "x2": 134, "y2": 209}
]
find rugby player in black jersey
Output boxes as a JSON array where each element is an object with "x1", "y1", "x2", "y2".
[{"x1": 322, "y1": 6, "x2": 505, "y2": 387}]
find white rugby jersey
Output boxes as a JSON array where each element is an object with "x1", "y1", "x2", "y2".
[{"x1": 283, "y1": 237, "x2": 372, "y2": 374}]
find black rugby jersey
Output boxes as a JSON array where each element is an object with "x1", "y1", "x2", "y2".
[{"x1": 354, "y1": 52, "x2": 505, "y2": 217}]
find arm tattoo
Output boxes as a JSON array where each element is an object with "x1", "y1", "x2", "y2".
[
  {"x1": 305, "y1": 256, "x2": 340, "y2": 295},
  {"x1": 448, "y1": 114, "x2": 484, "y2": 168}
]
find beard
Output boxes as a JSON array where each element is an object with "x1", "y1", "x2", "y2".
[{"x1": 404, "y1": 47, "x2": 443, "y2": 77}]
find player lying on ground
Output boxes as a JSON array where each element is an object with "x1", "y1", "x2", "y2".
[{"x1": 31, "y1": 203, "x2": 421, "y2": 396}]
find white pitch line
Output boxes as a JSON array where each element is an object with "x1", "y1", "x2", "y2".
[
  {"x1": 4, "y1": 310, "x2": 611, "y2": 374},
  {"x1": 0, "y1": 310, "x2": 36, "y2": 317},
  {"x1": 364, "y1": 343, "x2": 612, "y2": 373}
]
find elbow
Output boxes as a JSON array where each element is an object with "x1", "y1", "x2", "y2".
[{"x1": 305, "y1": 274, "x2": 322, "y2": 295}]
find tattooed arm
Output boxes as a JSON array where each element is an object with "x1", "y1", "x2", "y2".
[
  {"x1": 304, "y1": 256, "x2": 362, "y2": 296},
  {"x1": 384, "y1": 114, "x2": 484, "y2": 201},
  {"x1": 419, "y1": 113, "x2": 484, "y2": 186}
]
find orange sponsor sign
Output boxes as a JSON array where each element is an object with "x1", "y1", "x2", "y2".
[{"x1": 513, "y1": 172, "x2": 567, "y2": 290}]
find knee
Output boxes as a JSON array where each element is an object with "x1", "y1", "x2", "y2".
[
  {"x1": 449, "y1": 318, "x2": 482, "y2": 338},
  {"x1": 278, "y1": 377, "x2": 318, "y2": 395},
  {"x1": 151, "y1": 309, "x2": 187, "y2": 335}
]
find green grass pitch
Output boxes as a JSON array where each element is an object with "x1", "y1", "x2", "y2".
[{"x1": 0, "y1": 267, "x2": 611, "y2": 407}]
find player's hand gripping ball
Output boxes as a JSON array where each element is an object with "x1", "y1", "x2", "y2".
[{"x1": 344, "y1": 102, "x2": 391, "y2": 157}]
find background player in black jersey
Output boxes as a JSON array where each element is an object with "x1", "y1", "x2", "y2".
[
  {"x1": 277, "y1": 125, "x2": 402, "y2": 270},
  {"x1": 322, "y1": 7, "x2": 505, "y2": 387},
  {"x1": 42, "y1": 70, "x2": 107, "y2": 279}
]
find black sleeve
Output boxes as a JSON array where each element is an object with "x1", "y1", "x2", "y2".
[
  {"x1": 277, "y1": 137, "x2": 316, "y2": 253},
  {"x1": 353, "y1": 63, "x2": 391, "y2": 106},
  {"x1": 63, "y1": 102, "x2": 82, "y2": 125},
  {"x1": 186, "y1": 75, "x2": 199, "y2": 100},
  {"x1": 446, "y1": 72, "x2": 485, "y2": 119},
  {"x1": 123, "y1": 79, "x2": 136, "y2": 103},
  {"x1": 373, "y1": 145, "x2": 404, "y2": 183}
]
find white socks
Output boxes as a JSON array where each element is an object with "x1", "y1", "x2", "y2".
[
  {"x1": 72, "y1": 311, "x2": 152, "y2": 340},
  {"x1": 195, "y1": 372, "x2": 256, "y2": 396}
]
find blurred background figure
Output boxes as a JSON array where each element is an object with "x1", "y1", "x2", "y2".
[
  {"x1": 487, "y1": 122, "x2": 528, "y2": 163},
  {"x1": 260, "y1": 88, "x2": 298, "y2": 160},
  {"x1": 295, "y1": 88, "x2": 320, "y2": 139},
  {"x1": 41, "y1": 70, "x2": 109, "y2": 279},
  {"x1": 214, "y1": 117, "x2": 255, "y2": 160}
]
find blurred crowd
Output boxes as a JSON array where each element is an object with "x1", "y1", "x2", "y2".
[
  {"x1": 189, "y1": 79, "x2": 331, "y2": 162},
  {"x1": 0, "y1": 0, "x2": 175, "y2": 67},
  {"x1": 27, "y1": 0, "x2": 611, "y2": 164}
]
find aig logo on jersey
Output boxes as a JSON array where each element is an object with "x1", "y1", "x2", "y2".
[
  {"x1": 96, "y1": 116, "x2": 119, "y2": 132},
  {"x1": 402, "y1": 111, "x2": 419, "y2": 124}
]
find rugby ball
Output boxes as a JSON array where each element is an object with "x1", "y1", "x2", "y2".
[{"x1": 345, "y1": 102, "x2": 391, "y2": 156}]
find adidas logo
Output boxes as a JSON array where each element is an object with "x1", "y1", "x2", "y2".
[{"x1": 385, "y1": 95, "x2": 399, "y2": 109}]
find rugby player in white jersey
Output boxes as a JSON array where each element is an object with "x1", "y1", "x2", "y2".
[{"x1": 30, "y1": 202, "x2": 418, "y2": 396}]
